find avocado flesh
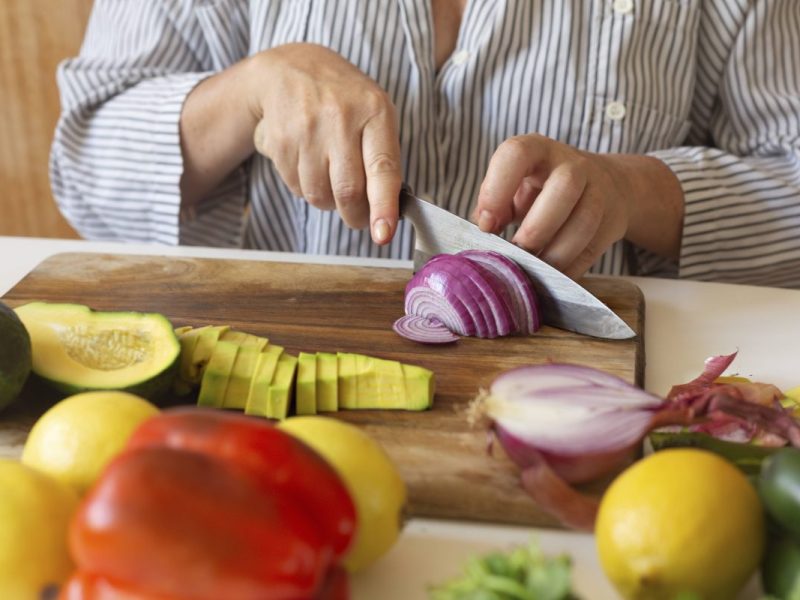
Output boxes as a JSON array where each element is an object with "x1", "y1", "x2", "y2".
[
  {"x1": 223, "y1": 345, "x2": 261, "y2": 410},
  {"x1": 337, "y1": 352, "x2": 358, "y2": 409},
  {"x1": 190, "y1": 326, "x2": 230, "y2": 384},
  {"x1": 174, "y1": 326, "x2": 210, "y2": 395},
  {"x1": 401, "y1": 363, "x2": 435, "y2": 410},
  {"x1": 13, "y1": 301, "x2": 179, "y2": 401},
  {"x1": 197, "y1": 340, "x2": 239, "y2": 408},
  {"x1": 245, "y1": 345, "x2": 283, "y2": 417},
  {"x1": 316, "y1": 352, "x2": 338, "y2": 412},
  {"x1": 268, "y1": 354, "x2": 298, "y2": 420},
  {"x1": 355, "y1": 354, "x2": 378, "y2": 409},
  {"x1": 295, "y1": 352, "x2": 317, "y2": 415}
]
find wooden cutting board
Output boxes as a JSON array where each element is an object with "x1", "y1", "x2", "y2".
[{"x1": 0, "y1": 252, "x2": 645, "y2": 528}]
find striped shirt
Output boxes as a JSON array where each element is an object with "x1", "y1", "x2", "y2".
[{"x1": 50, "y1": 0, "x2": 800, "y2": 287}]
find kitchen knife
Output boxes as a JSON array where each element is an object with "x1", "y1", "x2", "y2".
[{"x1": 399, "y1": 187, "x2": 636, "y2": 339}]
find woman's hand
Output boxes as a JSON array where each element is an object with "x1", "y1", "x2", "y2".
[
  {"x1": 246, "y1": 43, "x2": 402, "y2": 244},
  {"x1": 180, "y1": 43, "x2": 402, "y2": 245},
  {"x1": 472, "y1": 134, "x2": 684, "y2": 279}
]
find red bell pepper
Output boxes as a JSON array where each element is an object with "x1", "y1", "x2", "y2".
[
  {"x1": 62, "y1": 409, "x2": 356, "y2": 600},
  {"x1": 125, "y1": 408, "x2": 356, "y2": 558}
]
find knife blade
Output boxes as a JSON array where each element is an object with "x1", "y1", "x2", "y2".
[{"x1": 398, "y1": 187, "x2": 636, "y2": 339}]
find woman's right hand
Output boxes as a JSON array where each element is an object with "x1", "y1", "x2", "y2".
[
  {"x1": 244, "y1": 43, "x2": 402, "y2": 245},
  {"x1": 180, "y1": 43, "x2": 402, "y2": 245}
]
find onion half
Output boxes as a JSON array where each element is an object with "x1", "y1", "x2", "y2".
[{"x1": 394, "y1": 251, "x2": 541, "y2": 344}]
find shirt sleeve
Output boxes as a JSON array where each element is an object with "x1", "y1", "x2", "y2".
[
  {"x1": 49, "y1": 0, "x2": 248, "y2": 246},
  {"x1": 643, "y1": 0, "x2": 800, "y2": 288}
]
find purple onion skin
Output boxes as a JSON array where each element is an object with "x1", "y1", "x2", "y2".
[{"x1": 494, "y1": 423, "x2": 640, "y2": 485}]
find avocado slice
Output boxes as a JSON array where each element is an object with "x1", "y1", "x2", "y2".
[
  {"x1": 220, "y1": 330, "x2": 248, "y2": 345},
  {"x1": 316, "y1": 352, "x2": 338, "y2": 412},
  {"x1": 13, "y1": 301, "x2": 179, "y2": 401},
  {"x1": 197, "y1": 340, "x2": 239, "y2": 408},
  {"x1": 222, "y1": 345, "x2": 261, "y2": 410},
  {"x1": 244, "y1": 344, "x2": 284, "y2": 417},
  {"x1": 190, "y1": 325, "x2": 230, "y2": 383},
  {"x1": 268, "y1": 353, "x2": 298, "y2": 420},
  {"x1": 337, "y1": 352, "x2": 358, "y2": 409},
  {"x1": 402, "y1": 363, "x2": 435, "y2": 410},
  {"x1": 239, "y1": 334, "x2": 268, "y2": 351},
  {"x1": 355, "y1": 354, "x2": 378, "y2": 408},
  {"x1": 173, "y1": 325, "x2": 211, "y2": 395},
  {"x1": 375, "y1": 358, "x2": 407, "y2": 408},
  {"x1": 295, "y1": 352, "x2": 317, "y2": 415}
]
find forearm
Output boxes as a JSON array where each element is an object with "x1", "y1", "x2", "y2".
[
  {"x1": 179, "y1": 58, "x2": 260, "y2": 206},
  {"x1": 603, "y1": 153, "x2": 685, "y2": 261}
]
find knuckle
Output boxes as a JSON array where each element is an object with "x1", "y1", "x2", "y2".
[
  {"x1": 365, "y1": 152, "x2": 400, "y2": 177},
  {"x1": 332, "y1": 181, "x2": 365, "y2": 208},
  {"x1": 304, "y1": 191, "x2": 333, "y2": 210},
  {"x1": 363, "y1": 88, "x2": 391, "y2": 114}
]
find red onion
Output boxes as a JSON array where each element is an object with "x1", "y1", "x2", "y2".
[
  {"x1": 394, "y1": 251, "x2": 541, "y2": 344},
  {"x1": 392, "y1": 315, "x2": 459, "y2": 344},
  {"x1": 478, "y1": 354, "x2": 800, "y2": 531}
]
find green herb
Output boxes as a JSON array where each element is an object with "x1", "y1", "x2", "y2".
[{"x1": 429, "y1": 539, "x2": 579, "y2": 600}]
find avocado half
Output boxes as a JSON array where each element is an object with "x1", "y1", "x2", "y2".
[
  {"x1": 0, "y1": 301, "x2": 32, "y2": 410},
  {"x1": 14, "y1": 302, "x2": 179, "y2": 401}
]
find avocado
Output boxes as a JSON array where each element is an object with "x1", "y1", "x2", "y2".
[
  {"x1": 197, "y1": 340, "x2": 239, "y2": 408},
  {"x1": 174, "y1": 325, "x2": 211, "y2": 395},
  {"x1": 1, "y1": 301, "x2": 31, "y2": 411},
  {"x1": 244, "y1": 344, "x2": 284, "y2": 417},
  {"x1": 189, "y1": 325, "x2": 230, "y2": 383},
  {"x1": 337, "y1": 352, "x2": 358, "y2": 409},
  {"x1": 375, "y1": 358, "x2": 407, "y2": 409},
  {"x1": 220, "y1": 330, "x2": 248, "y2": 345},
  {"x1": 222, "y1": 345, "x2": 261, "y2": 410},
  {"x1": 13, "y1": 302, "x2": 178, "y2": 401},
  {"x1": 401, "y1": 363, "x2": 435, "y2": 410},
  {"x1": 296, "y1": 352, "x2": 317, "y2": 415},
  {"x1": 316, "y1": 352, "x2": 338, "y2": 412},
  {"x1": 355, "y1": 354, "x2": 378, "y2": 408},
  {"x1": 239, "y1": 333, "x2": 269, "y2": 351},
  {"x1": 268, "y1": 353, "x2": 298, "y2": 420}
]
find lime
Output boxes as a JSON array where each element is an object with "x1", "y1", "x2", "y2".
[
  {"x1": 22, "y1": 391, "x2": 159, "y2": 494},
  {"x1": 0, "y1": 459, "x2": 78, "y2": 599},
  {"x1": 278, "y1": 416, "x2": 407, "y2": 572},
  {"x1": 595, "y1": 448, "x2": 765, "y2": 600}
]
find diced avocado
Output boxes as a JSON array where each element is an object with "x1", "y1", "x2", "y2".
[
  {"x1": 220, "y1": 330, "x2": 248, "y2": 345},
  {"x1": 239, "y1": 334, "x2": 268, "y2": 351},
  {"x1": 316, "y1": 352, "x2": 338, "y2": 412},
  {"x1": 355, "y1": 354, "x2": 378, "y2": 408},
  {"x1": 295, "y1": 352, "x2": 317, "y2": 415},
  {"x1": 174, "y1": 325, "x2": 211, "y2": 394},
  {"x1": 222, "y1": 345, "x2": 261, "y2": 410},
  {"x1": 197, "y1": 340, "x2": 239, "y2": 408},
  {"x1": 402, "y1": 363, "x2": 435, "y2": 410},
  {"x1": 267, "y1": 354, "x2": 298, "y2": 420},
  {"x1": 337, "y1": 352, "x2": 358, "y2": 409},
  {"x1": 174, "y1": 325, "x2": 192, "y2": 336},
  {"x1": 375, "y1": 359, "x2": 407, "y2": 409},
  {"x1": 190, "y1": 325, "x2": 230, "y2": 383},
  {"x1": 244, "y1": 344, "x2": 284, "y2": 417}
]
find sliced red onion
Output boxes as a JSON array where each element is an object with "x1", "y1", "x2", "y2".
[
  {"x1": 458, "y1": 250, "x2": 541, "y2": 334},
  {"x1": 398, "y1": 251, "x2": 540, "y2": 343},
  {"x1": 392, "y1": 315, "x2": 460, "y2": 344}
]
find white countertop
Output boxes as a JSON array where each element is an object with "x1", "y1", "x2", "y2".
[{"x1": 3, "y1": 235, "x2": 797, "y2": 599}]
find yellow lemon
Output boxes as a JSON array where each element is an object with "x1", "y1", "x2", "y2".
[
  {"x1": 278, "y1": 415, "x2": 407, "y2": 572},
  {"x1": 22, "y1": 390, "x2": 159, "y2": 495},
  {"x1": 0, "y1": 459, "x2": 79, "y2": 599},
  {"x1": 595, "y1": 448, "x2": 764, "y2": 600}
]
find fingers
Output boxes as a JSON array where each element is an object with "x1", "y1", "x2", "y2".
[
  {"x1": 329, "y1": 135, "x2": 367, "y2": 228},
  {"x1": 474, "y1": 136, "x2": 547, "y2": 233},
  {"x1": 298, "y1": 151, "x2": 334, "y2": 210},
  {"x1": 362, "y1": 105, "x2": 402, "y2": 245},
  {"x1": 512, "y1": 161, "x2": 587, "y2": 256}
]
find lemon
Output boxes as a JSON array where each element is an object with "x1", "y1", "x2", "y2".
[
  {"x1": 278, "y1": 416, "x2": 407, "y2": 572},
  {"x1": 0, "y1": 459, "x2": 78, "y2": 599},
  {"x1": 595, "y1": 448, "x2": 764, "y2": 600},
  {"x1": 22, "y1": 390, "x2": 159, "y2": 495}
]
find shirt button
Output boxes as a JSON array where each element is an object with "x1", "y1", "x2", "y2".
[
  {"x1": 606, "y1": 101, "x2": 627, "y2": 121},
  {"x1": 451, "y1": 50, "x2": 470, "y2": 66},
  {"x1": 613, "y1": 0, "x2": 634, "y2": 15}
]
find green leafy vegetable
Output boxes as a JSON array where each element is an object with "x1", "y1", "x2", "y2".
[{"x1": 429, "y1": 540, "x2": 579, "y2": 600}]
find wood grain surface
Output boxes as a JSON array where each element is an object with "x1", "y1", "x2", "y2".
[{"x1": 0, "y1": 252, "x2": 645, "y2": 528}]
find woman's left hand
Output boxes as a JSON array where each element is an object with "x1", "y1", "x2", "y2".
[{"x1": 472, "y1": 134, "x2": 684, "y2": 279}]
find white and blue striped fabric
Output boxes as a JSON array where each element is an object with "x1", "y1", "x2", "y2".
[{"x1": 50, "y1": 0, "x2": 800, "y2": 287}]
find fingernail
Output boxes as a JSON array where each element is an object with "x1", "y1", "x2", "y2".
[
  {"x1": 373, "y1": 219, "x2": 391, "y2": 244},
  {"x1": 478, "y1": 210, "x2": 497, "y2": 233}
]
